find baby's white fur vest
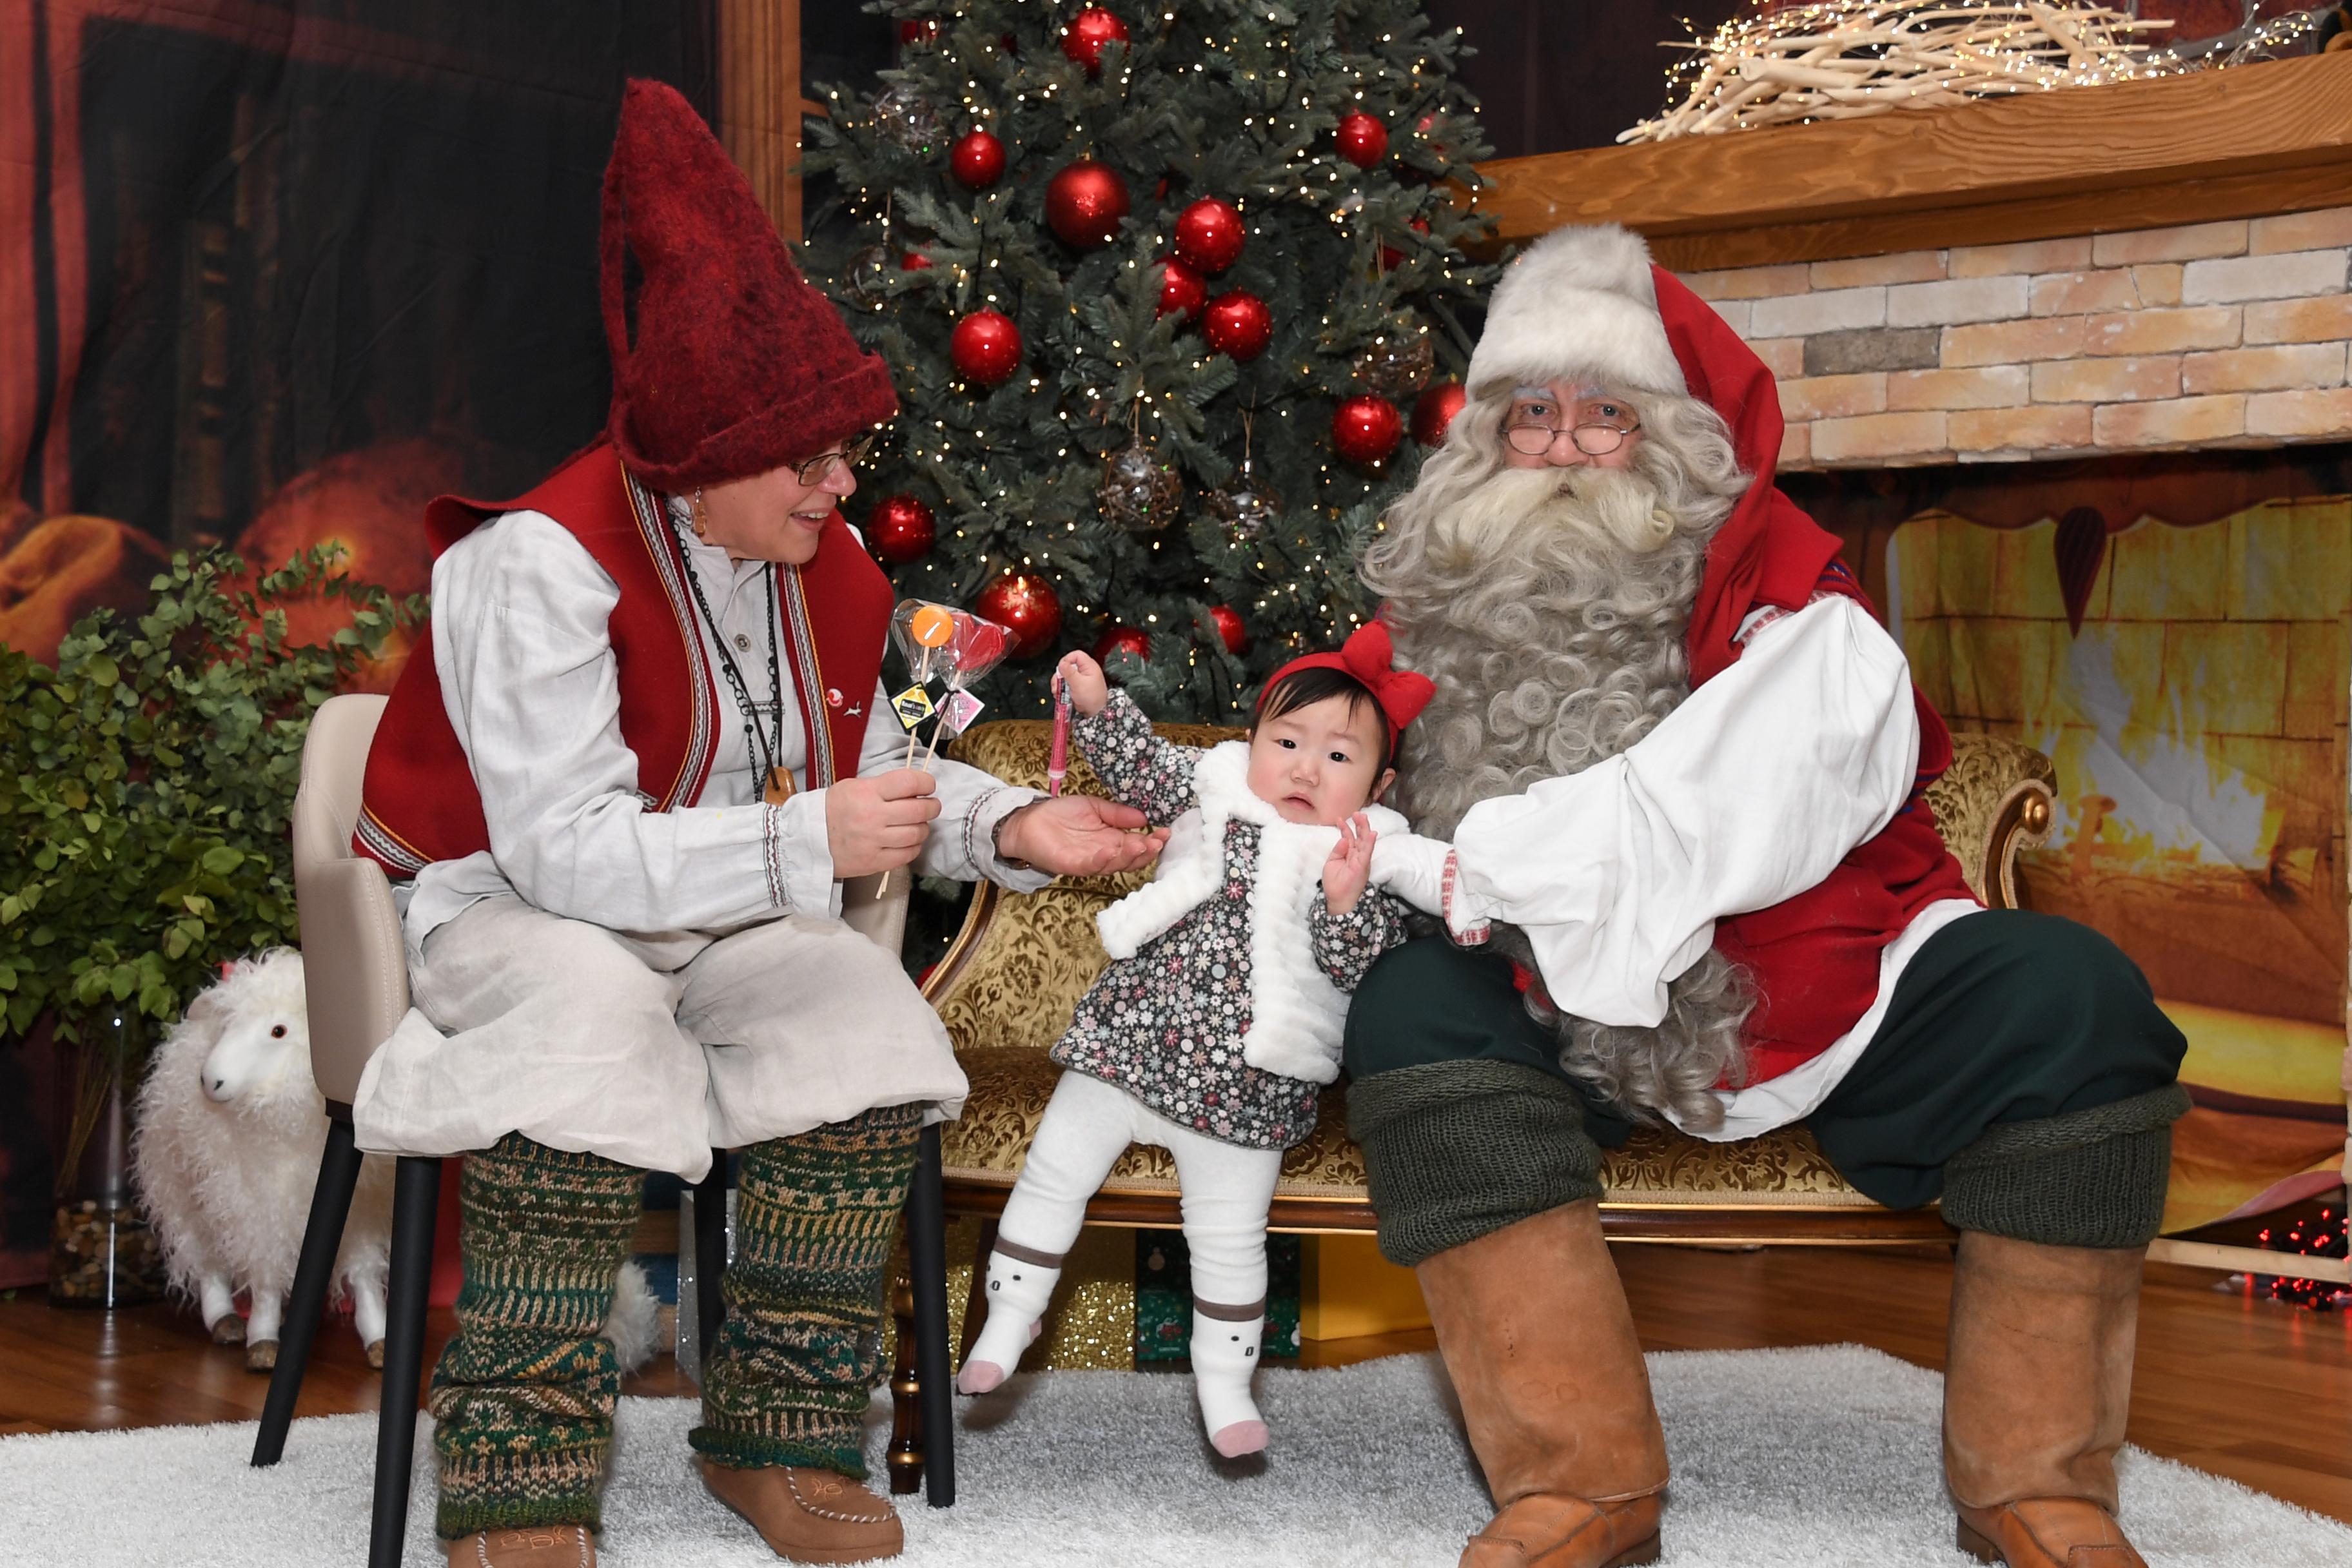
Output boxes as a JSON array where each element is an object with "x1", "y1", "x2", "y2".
[{"x1": 1094, "y1": 741, "x2": 1409, "y2": 1086}]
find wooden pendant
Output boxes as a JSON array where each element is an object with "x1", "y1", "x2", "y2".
[{"x1": 763, "y1": 767, "x2": 795, "y2": 806}]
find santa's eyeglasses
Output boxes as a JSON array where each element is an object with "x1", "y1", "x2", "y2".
[
  {"x1": 793, "y1": 431, "x2": 877, "y2": 486},
  {"x1": 1503, "y1": 416, "x2": 1642, "y2": 459}
]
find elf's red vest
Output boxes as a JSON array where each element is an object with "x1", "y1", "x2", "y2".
[{"x1": 353, "y1": 440, "x2": 890, "y2": 877}]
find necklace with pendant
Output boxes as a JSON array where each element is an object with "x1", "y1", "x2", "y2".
[{"x1": 681, "y1": 548, "x2": 795, "y2": 805}]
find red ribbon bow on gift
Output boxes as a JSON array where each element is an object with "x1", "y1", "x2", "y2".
[{"x1": 1258, "y1": 622, "x2": 1436, "y2": 747}]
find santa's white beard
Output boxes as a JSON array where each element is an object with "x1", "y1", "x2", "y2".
[{"x1": 1371, "y1": 458, "x2": 1753, "y2": 1130}]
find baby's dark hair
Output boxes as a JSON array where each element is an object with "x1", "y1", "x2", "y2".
[{"x1": 1251, "y1": 666, "x2": 1393, "y2": 772}]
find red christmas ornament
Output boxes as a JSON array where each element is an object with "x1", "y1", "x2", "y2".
[
  {"x1": 1210, "y1": 604, "x2": 1249, "y2": 654},
  {"x1": 1045, "y1": 159, "x2": 1130, "y2": 248},
  {"x1": 901, "y1": 251, "x2": 934, "y2": 271},
  {"x1": 1173, "y1": 197, "x2": 1246, "y2": 273},
  {"x1": 1331, "y1": 395, "x2": 1404, "y2": 466},
  {"x1": 1093, "y1": 624, "x2": 1151, "y2": 665},
  {"x1": 950, "y1": 129, "x2": 1006, "y2": 188},
  {"x1": 867, "y1": 495, "x2": 935, "y2": 563},
  {"x1": 1411, "y1": 380, "x2": 1468, "y2": 447},
  {"x1": 977, "y1": 571, "x2": 1063, "y2": 658},
  {"x1": 1153, "y1": 256, "x2": 1207, "y2": 320},
  {"x1": 1380, "y1": 217, "x2": 1431, "y2": 271},
  {"x1": 1061, "y1": 7, "x2": 1130, "y2": 74},
  {"x1": 1335, "y1": 110, "x2": 1389, "y2": 168},
  {"x1": 899, "y1": 19, "x2": 941, "y2": 44},
  {"x1": 950, "y1": 309, "x2": 1023, "y2": 385},
  {"x1": 1202, "y1": 291, "x2": 1273, "y2": 360}
]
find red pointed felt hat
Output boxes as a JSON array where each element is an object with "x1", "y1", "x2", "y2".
[{"x1": 599, "y1": 79, "x2": 897, "y2": 490}]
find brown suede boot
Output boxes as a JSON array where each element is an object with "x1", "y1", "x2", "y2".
[
  {"x1": 1417, "y1": 1200, "x2": 1669, "y2": 1568},
  {"x1": 1944, "y1": 1231, "x2": 2149, "y2": 1568},
  {"x1": 442, "y1": 1525, "x2": 595, "y2": 1565},
  {"x1": 698, "y1": 1457, "x2": 903, "y2": 1563}
]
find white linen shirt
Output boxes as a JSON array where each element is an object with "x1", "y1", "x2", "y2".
[
  {"x1": 396, "y1": 502, "x2": 1050, "y2": 947},
  {"x1": 1437, "y1": 594, "x2": 1983, "y2": 1139}
]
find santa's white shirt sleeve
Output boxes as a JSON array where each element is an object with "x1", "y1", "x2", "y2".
[
  {"x1": 1436, "y1": 594, "x2": 1983, "y2": 1139},
  {"x1": 398, "y1": 507, "x2": 1048, "y2": 946}
]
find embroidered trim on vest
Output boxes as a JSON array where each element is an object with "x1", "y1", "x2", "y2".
[
  {"x1": 355, "y1": 808, "x2": 430, "y2": 879},
  {"x1": 619, "y1": 466, "x2": 718, "y2": 807},
  {"x1": 775, "y1": 562, "x2": 836, "y2": 788}
]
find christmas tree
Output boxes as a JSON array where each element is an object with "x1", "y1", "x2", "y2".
[{"x1": 801, "y1": 0, "x2": 1496, "y2": 722}]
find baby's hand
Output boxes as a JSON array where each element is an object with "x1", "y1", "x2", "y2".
[
  {"x1": 1322, "y1": 813, "x2": 1377, "y2": 916},
  {"x1": 1056, "y1": 651, "x2": 1110, "y2": 716}
]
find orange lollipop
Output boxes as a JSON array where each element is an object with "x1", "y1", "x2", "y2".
[{"x1": 910, "y1": 604, "x2": 957, "y2": 647}]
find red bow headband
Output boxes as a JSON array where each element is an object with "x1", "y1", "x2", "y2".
[{"x1": 1258, "y1": 622, "x2": 1435, "y2": 747}]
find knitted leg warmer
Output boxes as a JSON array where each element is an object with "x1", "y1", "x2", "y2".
[
  {"x1": 691, "y1": 1104, "x2": 922, "y2": 1478},
  {"x1": 428, "y1": 1133, "x2": 645, "y2": 1540},
  {"x1": 1347, "y1": 1060, "x2": 1603, "y2": 1268},
  {"x1": 1942, "y1": 1084, "x2": 2190, "y2": 1250}
]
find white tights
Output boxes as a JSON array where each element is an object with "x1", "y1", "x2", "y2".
[{"x1": 959, "y1": 1070, "x2": 1280, "y2": 1454}]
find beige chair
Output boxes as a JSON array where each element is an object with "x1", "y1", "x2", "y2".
[{"x1": 249, "y1": 694, "x2": 943, "y2": 1566}]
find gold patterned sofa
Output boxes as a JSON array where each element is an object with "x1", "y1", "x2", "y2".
[
  {"x1": 921, "y1": 720, "x2": 2055, "y2": 1242},
  {"x1": 885, "y1": 718, "x2": 2055, "y2": 1494}
]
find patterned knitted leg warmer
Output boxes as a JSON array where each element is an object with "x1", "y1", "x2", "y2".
[
  {"x1": 1941, "y1": 1084, "x2": 2190, "y2": 1249},
  {"x1": 691, "y1": 1103, "x2": 923, "y2": 1478},
  {"x1": 428, "y1": 1133, "x2": 645, "y2": 1540},
  {"x1": 1347, "y1": 1060, "x2": 1603, "y2": 1268}
]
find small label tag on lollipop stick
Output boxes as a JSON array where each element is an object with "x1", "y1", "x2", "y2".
[
  {"x1": 939, "y1": 690, "x2": 985, "y2": 735},
  {"x1": 892, "y1": 684, "x2": 936, "y2": 730}
]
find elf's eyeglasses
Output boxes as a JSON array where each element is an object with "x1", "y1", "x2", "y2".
[{"x1": 794, "y1": 431, "x2": 878, "y2": 486}]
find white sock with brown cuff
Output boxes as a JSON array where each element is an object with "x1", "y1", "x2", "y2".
[
  {"x1": 956, "y1": 1242, "x2": 1061, "y2": 1394},
  {"x1": 1190, "y1": 1303, "x2": 1268, "y2": 1456}
]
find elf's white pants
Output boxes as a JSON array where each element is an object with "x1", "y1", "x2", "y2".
[{"x1": 998, "y1": 1069, "x2": 1282, "y2": 1309}]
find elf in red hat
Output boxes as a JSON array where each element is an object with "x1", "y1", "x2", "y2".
[
  {"x1": 1346, "y1": 224, "x2": 2187, "y2": 1568},
  {"x1": 348, "y1": 81, "x2": 1163, "y2": 1567},
  {"x1": 951, "y1": 626, "x2": 1444, "y2": 1457}
]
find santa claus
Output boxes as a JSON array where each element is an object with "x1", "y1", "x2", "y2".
[{"x1": 1349, "y1": 226, "x2": 2189, "y2": 1568}]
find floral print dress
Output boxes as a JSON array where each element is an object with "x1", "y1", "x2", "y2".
[{"x1": 1050, "y1": 692, "x2": 1411, "y2": 1150}]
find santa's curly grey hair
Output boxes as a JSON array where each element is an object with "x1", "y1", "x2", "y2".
[{"x1": 1360, "y1": 378, "x2": 1758, "y2": 1130}]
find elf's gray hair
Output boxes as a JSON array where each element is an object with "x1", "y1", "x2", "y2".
[{"x1": 1359, "y1": 378, "x2": 1755, "y2": 1130}]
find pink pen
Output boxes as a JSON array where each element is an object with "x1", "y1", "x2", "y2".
[{"x1": 1047, "y1": 673, "x2": 1072, "y2": 796}]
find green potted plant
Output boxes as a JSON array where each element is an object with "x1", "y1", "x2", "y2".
[{"x1": 0, "y1": 547, "x2": 419, "y2": 1306}]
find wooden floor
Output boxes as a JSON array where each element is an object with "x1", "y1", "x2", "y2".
[{"x1": 5, "y1": 1245, "x2": 2347, "y2": 1525}]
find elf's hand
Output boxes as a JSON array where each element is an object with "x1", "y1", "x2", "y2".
[
  {"x1": 1322, "y1": 812, "x2": 1377, "y2": 916},
  {"x1": 1055, "y1": 651, "x2": 1110, "y2": 716}
]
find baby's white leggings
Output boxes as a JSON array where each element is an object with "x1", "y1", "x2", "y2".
[{"x1": 997, "y1": 1068, "x2": 1282, "y2": 1309}]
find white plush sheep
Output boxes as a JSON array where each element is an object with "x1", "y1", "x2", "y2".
[
  {"x1": 131, "y1": 948, "x2": 394, "y2": 1371},
  {"x1": 130, "y1": 948, "x2": 661, "y2": 1377}
]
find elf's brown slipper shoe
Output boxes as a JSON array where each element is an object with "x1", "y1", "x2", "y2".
[
  {"x1": 1957, "y1": 1498, "x2": 2146, "y2": 1568},
  {"x1": 1460, "y1": 1493, "x2": 1662, "y2": 1568},
  {"x1": 699, "y1": 1457, "x2": 904, "y2": 1563},
  {"x1": 441, "y1": 1525, "x2": 596, "y2": 1566}
]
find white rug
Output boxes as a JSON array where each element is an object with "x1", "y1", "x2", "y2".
[{"x1": 1, "y1": 1345, "x2": 2344, "y2": 1567}]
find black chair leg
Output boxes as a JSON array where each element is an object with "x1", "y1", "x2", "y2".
[
  {"x1": 251, "y1": 1113, "x2": 365, "y2": 1466},
  {"x1": 370, "y1": 1154, "x2": 443, "y2": 1568},
  {"x1": 694, "y1": 1150, "x2": 729, "y2": 1366},
  {"x1": 906, "y1": 1122, "x2": 955, "y2": 1507}
]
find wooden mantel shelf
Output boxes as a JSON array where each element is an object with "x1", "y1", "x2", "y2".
[{"x1": 1473, "y1": 50, "x2": 2352, "y2": 271}]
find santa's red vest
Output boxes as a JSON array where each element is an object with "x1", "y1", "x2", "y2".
[
  {"x1": 1704, "y1": 562, "x2": 1979, "y2": 1086},
  {"x1": 353, "y1": 440, "x2": 890, "y2": 877}
]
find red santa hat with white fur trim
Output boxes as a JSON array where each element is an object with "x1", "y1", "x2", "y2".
[{"x1": 1465, "y1": 224, "x2": 1689, "y2": 399}]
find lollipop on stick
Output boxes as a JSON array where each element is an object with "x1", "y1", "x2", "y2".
[{"x1": 880, "y1": 600, "x2": 1012, "y2": 889}]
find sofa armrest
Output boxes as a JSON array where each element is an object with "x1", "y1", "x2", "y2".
[
  {"x1": 296, "y1": 856, "x2": 410, "y2": 1106},
  {"x1": 1981, "y1": 778, "x2": 2055, "y2": 912}
]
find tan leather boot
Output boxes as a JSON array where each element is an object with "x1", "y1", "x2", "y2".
[
  {"x1": 1417, "y1": 1200, "x2": 1669, "y2": 1568},
  {"x1": 1944, "y1": 1231, "x2": 2149, "y2": 1568},
  {"x1": 442, "y1": 1525, "x2": 595, "y2": 1565},
  {"x1": 699, "y1": 1457, "x2": 903, "y2": 1563}
]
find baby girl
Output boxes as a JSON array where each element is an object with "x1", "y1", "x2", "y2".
[{"x1": 955, "y1": 623, "x2": 1440, "y2": 1457}]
